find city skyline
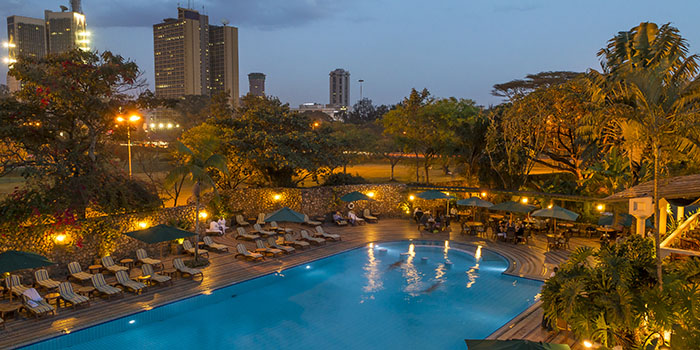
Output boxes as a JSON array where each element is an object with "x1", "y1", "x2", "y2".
[{"x1": 2, "y1": 0, "x2": 700, "y2": 107}]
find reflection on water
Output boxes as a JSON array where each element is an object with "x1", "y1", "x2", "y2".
[
  {"x1": 362, "y1": 246, "x2": 383, "y2": 295},
  {"x1": 466, "y1": 245, "x2": 483, "y2": 289},
  {"x1": 402, "y1": 245, "x2": 424, "y2": 296}
]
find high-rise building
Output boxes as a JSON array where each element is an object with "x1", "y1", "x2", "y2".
[
  {"x1": 329, "y1": 68, "x2": 350, "y2": 108},
  {"x1": 153, "y1": 8, "x2": 210, "y2": 99},
  {"x1": 248, "y1": 72, "x2": 265, "y2": 97},
  {"x1": 209, "y1": 24, "x2": 239, "y2": 106},
  {"x1": 44, "y1": 10, "x2": 88, "y2": 54}
]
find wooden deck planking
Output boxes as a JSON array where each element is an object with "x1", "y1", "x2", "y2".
[{"x1": 0, "y1": 219, "x2": 595, "y2": 349}]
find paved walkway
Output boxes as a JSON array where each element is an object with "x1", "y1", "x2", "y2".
[{"x1": 0, "y1": 219, "x2": 594, "y2": 349}]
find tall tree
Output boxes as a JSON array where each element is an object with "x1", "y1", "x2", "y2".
[{"x1": 492, "y1": 71, "x2": 582, "y2": 101}]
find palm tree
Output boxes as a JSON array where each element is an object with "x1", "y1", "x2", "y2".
[
  {"x1": 166, "y1": 141, "x2": 227, "y2": 261},
  {"x1": 591, "y1": 22, "x2": 700, "y2": 285}
]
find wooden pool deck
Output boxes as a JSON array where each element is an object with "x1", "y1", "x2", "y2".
[{"x1": 0, "y1": 219, "x2": 592, "y2": 349}]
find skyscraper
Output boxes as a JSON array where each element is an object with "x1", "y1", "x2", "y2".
[
  {"x1": 248, "y1": 72, "x2": 265, "y2": 97},
  {"x1": 153, "y1": 8, "x2": 210, "y2": 98},
  {"x1": 44, "y1": 10, "x2": 88, "y2": 54},
  {"x1": 329, "y1": 68, "x2": 350, "y2": 108},
  {"x1": 209, "y1": 24, "x2": 239, "y2": 106}
]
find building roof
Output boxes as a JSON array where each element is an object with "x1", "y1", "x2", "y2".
[{"x1": 604, "y1": 174, "x2": 700, "y2": 202}]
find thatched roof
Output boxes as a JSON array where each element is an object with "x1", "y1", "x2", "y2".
[{"x1": 604, "y1": 174, "x2": 700, "y2": 203}]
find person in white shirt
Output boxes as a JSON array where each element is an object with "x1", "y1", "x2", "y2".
[
  {"x1": 348, "y1": 210, "x2": 359, "y2": 226},
  {"x1": 217, "y1": 217, "x2": 228, "y2": 234}
]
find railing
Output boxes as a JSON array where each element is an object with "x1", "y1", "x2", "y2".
[{"x1": 660, "y1": 211, "x2": 700, "y2": 258}]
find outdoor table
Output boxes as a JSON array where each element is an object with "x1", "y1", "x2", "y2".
[
  {"x1": 44, "y1": 292, "x2": 61, "y2": 307},
  {"x1": 0, "y1": 301, "x2": 22, "y2": 320},
  {"x1": 464, "y1": 221, "x2": 483, "y2": 226},
  {"x1": 137, "y1": 275, "x2": 151, "y2": 286},
  {"x1": 490, "y1": 214, "x2": 504, "y2": 219},
  {"x1": 88, "y1": 264, "x2": 102, "y2": 274},
  {"x1": 162, "y1": 268, "x2": 178, "y2": 279},
  {"x1": 119, "y1": 258, "x2": 134, "y2": 270},
  {"x1": 76, "y1": 286, "x2": 95, "y2": 299},
  {"x1": 558, "y1": 223, "x2": 574, "y2": 228}
]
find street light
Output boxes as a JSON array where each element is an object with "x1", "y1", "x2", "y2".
[{"x1": 116, "y1": 113, "x2": 141, "y2": 178}]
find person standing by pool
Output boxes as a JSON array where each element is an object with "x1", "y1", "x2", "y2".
[{"x1": 414, "y1": 207, "x2": 424, "y2": 223}]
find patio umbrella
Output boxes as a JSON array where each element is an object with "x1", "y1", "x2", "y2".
[
  {"x1": 0, "y1": 250, "x2": 55, "y2": 274},
  {"x1": 265, "y1": 207, "x2": 306, "y2": 223},
  {"x1": 340, "y1": 191, "x2": 374, "y2": 202},
  {"x1": 457, "y1": 197, "x2": 494, "y2": 221},
  {"x1": 124, "y1": 224, "x2": 195, "y2": 244},
  {"x1": 598, "y1": 213, "x2": 652, "y2": 228},
  {"x1": 415, "y1": 190, "x2": 455, "y2": 200},
  {"x1": 531, "y1": 205, "x2": 579, "y2": 236},
  {"x1": 465, "y1": 339, "x2": 570, "y2": 350}
]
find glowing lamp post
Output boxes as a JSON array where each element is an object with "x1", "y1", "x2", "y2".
[{"x1": 116, "y1": 113, "x2": 141, "y2": 178}]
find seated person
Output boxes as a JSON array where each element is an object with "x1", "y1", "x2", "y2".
[
  {"x1": 348, "y1": 210, "x2": 360, "y2": 226},
  {"x1": 218, "y1": 217, "x2": 228, "y2": 232},
  {"x1": 333, "y1": 211, "x2": 348, "y2": 226},
  {"x1": 207, "y1": 220, "x2": 223, "y2": 235}
]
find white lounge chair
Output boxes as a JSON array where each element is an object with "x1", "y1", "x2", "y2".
[
  {"x1": 235, "y1": 243, "x2": 264, "y2": 261},
  {"x1": 235, "y1": 227, "x2": 260, "y2": 241},
  {"x1": 22, "y1": 288, "x2": 55, "y2": 318},
  {"x1": 300, "y1": 230, "x2": 325, "y2": 245},
  {"x1": 315, "y1": 226, "x2": 341, "y2": 241}
]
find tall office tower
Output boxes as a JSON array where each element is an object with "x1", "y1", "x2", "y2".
[
  {"x1": 5, "y1": 15, "x2": 47, "y2": 91},
  {"x1": 329, "y1": 68, "x2": 350, "y2": 108},
  {"x1": 248, "y1": 72, "x2": 265, "y2": 97},
  {"x1": 44, "y1": 10, "x2": 88, "y2": 54},
  {"x1": 70, "y1": 0, "x2": 83, "y2": 13},
  {"x1": 209, "y1": 24, "x2": 239, "y2": 106},
  {"x1": 153, "y1": 8, "x2": 210, "y2": 99}
]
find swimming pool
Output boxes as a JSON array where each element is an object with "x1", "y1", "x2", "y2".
[{"x1": 24, "y1": 241, "x2": 542, "y2": 350}]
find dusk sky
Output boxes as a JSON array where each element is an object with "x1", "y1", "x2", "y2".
[{"x1": 2, "y1": 0, "x2": 699, "y2": 107}]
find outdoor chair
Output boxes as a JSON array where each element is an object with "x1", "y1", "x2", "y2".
[
  {"x1": 362, "y1": 209, "x2": 378, "y2": 223},
  {"x1": 203, "y1": 236, "x2": 230, "y2": 252},
  {"x1": 91, "y1": 273, "x2": 123, "y2": 299},
  {"x1": 21, "y1": 288, "x2": 55, "y2": 318},
  {"x1": 235, "y1": 243, "x2": 265, "y2": 261},
  {"x1": 254, "y1": 239, "x2": 283, "y2": 257},
  {"x1": 236, "y1": 215, "x2": 250, "y2": 227},
  {"x1": 303, "y1": 214, "x2": 322, "y2": 226},
  {"x1": 505, "y1": 227, "x2": 516, "y2": 244},
  {"x1": 284, "y1": 233, "x2": 310, "y2": 249},
  {"x1": 115, "y1": 270, "x2": 147, "y2": 295},
  {"x1": 101, "y1": 256, "x2": 129, "y2": 274},
  {"x1": 235, "y1": 227, "x2": 260, "y2": 241},
  {"x1": 136, "y1": 249, "x2": 163, "y2": 270},
  {"x1": 67, "y1": 262, "x2": 93, "y2": 283},
  {"x1": 256, "y1": 213, "x2": 266, "y2": 226},
  {"x1": 267, "y1": 237, "x2": 295, "y2": 254},
  {"x1": 172, "y1": 258, "x2": 204, "y2": 280},
  {"x1": 546, "y1": 235, "x2": 558, "y2": 251},
  {"x1": 34, "y1": 269, "x2": 61, "y2": 291},
  {"x1": 58, "y1": 282, "x2": 90, "y2": 309},
  {"x1": 182, "y1": 240, "x2": 210, "y2": 258},
  {"x1": 0, "y1": 317, "x2": 4, "y2": 330},
  {"x1": 315, "y1": 226, "x2": 341, "y2": 241},
  {"x1": 6, "y1": 275, "x2": 29, "y2": 299},
  {"x1": 252, "y1": 223, "x2": 276, "y2": 237},
  {"x1": 300, "y1": 230, "x2": 325, "y2": 245},
  {"x1": 141, "y1": 263, "x2": 172, "y2": 286},
  {"x1": 270, "y1": 221, "x2": 293, "y2": 233}
]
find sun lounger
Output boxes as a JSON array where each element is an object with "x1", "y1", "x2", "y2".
[
  {"x1": 34, "y1": 269, "x2": 61, "y2": 290},
  {"x1": 256, "y1": 213, "x2": 266, "y2": 226},
  {"x1": 173, "y1": 258, "x2": 204, "y2": 279},
  {"x1": 236, "y1": 214, "x2": 250, "y2": 226},
  {"x1": 283, "y1": 233, "x2": 310, "y2": 249},
  {"x1": 267, "y1": 237, "x2": 295, "y2": 253},
  {"x1": 235, "y1": 243, "x2": 265, "y2": 261},
  {"x1": 6, "y1": 275, "x2": 29, "y2": 299},
  {"x1": 58, "y1": 282, "x2": 90, "y2": 309},
  {"x1": 68, "y1": 262, "x2": 93, "y2": 283},
  {"x1": 252, "y1": 223, "x2": 276, "y2": 237},
  {"x1": 21, "y1": 288, "x2": 55, "y2": 318},
  {"x1": 101, "y1": 256, "x2": 129, "y2": 274},
  {"x1": 315, "y1": 226, "x2": 341, "y2": 241},
  {"x1": 270, "y1": 221, "x2": 293, "y2": 233},
  {"x1": 141, "y1": 264, "x2": 172, "y2": 286},
  {"x1": 235, "y1": 227, "x2": 260, "y2": 241},
  {"x1": 363, "y1": 209, "x2": 378, "y2": 223},
  {"x1": 203, "y1": 236, "x2": 230, "y2": 252},
  {"x1": 182, "y1": 240, "x2": 210, "y2": 258},
  {"x1": 255, "y1": 239, "x2": 283, "y2": 257},
  {"x1": 115, "y1": 270, "x2": 147, "y2": 294},
  {"x1": 303, "y1": 214, "x2": 322, "y2": 226},
  {"x1": 0, "y1": 317, "x2": 4, "y2": 329},
  {"x1": 91, "y1": 273, "x2": 123, "y2": 299},
  {"x1": 300, "y1": 230, "x2": 325, "y2": 245},
  {"x1": 136, "y1": 249, "x2": 163, "y2": 270}
]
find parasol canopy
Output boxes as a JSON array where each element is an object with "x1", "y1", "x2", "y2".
[
  {"x1": 490, "y1": 201, "x2": 537, "y2": 214},
  {"x1": 340, "y1": 191, "x2": 374, "y2": 202},
  {"x1": 456, "y1": 197, "x2": 494, "y2": 208},
  {"x1": 264, "y1": 207, "x2": 306, "y2": 223},
  {"x1": 415, "y1": 190, "x2": 456, "y2": 200},
  {"x1": 0, "y1": 250, "x2": 55, "y2": 274},
  {"x1": 531, "y1": 206, "x2": 579, "y2": 221},
  {"x1": 124, "y1": 224, "x2": 195, "y2": 244}
]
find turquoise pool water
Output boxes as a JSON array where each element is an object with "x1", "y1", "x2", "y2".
[{"x1": 24, "y1": 241, "x2": 542, "y2": 350}]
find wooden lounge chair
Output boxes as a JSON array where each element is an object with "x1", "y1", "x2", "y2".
[
  {"x1": 68, "y1": 262, "x2": 93, "y2": 283},
  {"x1": 0, "y1": 317, "x2": 4, "y2": 330},
  {"x1": 254, "y1": 239, "x2": 283, "y2": 257},
  {"x1": 91, "y1": 273, "x2": 123, "y2": 299},
  {"x1": 141, "y1": 264, "x2": 172, "y2": 286},
  {"x1": 315, "y1": 226, "x2": 341, "y2": 241},
  {"x1": 34, "y1": 269, "x2": 61, "y2": 291},
  {"x1": 363, "y1": 209, "x2": 378, "y2": 223},
  {"x1": 115, "y1": 270, "x2": 147, "y2": 294},
  {"x1": 300, "y1": 230, "x2": 325, "y2": 245},
  {"x1": 203, "y1": 236, "x2": 230, "y2": 252},
  {"x1": 284, "y1": 233, "x2": 310, "y2": 249},
  {"x1": 136, "y1": 249, "x2": 163, "y2": 270},
  {"x1": 182, "y1": 240, "x2": 210, "y2": 258},
  {"x1": 58, "y1": 282, "x2": 90, "y2": 309},
  {"x1": 235, "y1": 243, "x2": 265, "y2": 261},
  {"x1": 236, "y1": 214, "x2": 250, "y2": 227},
  {"x1": 252, "y1": 223, "x2": 276, "y2": 237},
  {"x1": 101, "y1": 256, "x2": 129, "y2": 274},
  {"x1": 270, "y1": 221, "x2": 293, "y2": 233},
  {"x1": 256, "y1": 213, "x2": 266, "y2": 226},
  {"x1": 173, "y1": 258, "x2": 204, "y2": 279},
  {"x1": 21, "y1": 288, "x2": 55, "y2": 318},
  {"x1": 6, "y1": 275, "x2": 29, "y2": 299},
  {"x1": 303, "y1": 214, "x2": 322, "y2": 226},
  {"x1": 267, "y1": 237, "x2": 295, "y2": 254},
  {"x1": 235, "y1": 227, "x2": 260, "y2": 241}
]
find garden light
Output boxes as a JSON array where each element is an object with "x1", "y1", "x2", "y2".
[
  {"x1": 596, "y1": 204, "x2": 605, "y2": 211},
  {"x1": 521, "y1": 197, "x2": 528, "y2": 204},
  {"x1": 199, "y1": 211, "x2": 208, "y2": 219},
  {"x1": 55, "y1": 234, "x2": 67, "y2": 244},
  {"x1": 582, "y1": 340, "x2": 593, "y2": 348},
  {"x1": 138, "y1": 221, "x2": 148, "y2": 229},
  {"x1": 481, "y1": 191, "x2": 487, "y2": 197},
  {"x1": 129, "y1": 114, "x2": 141, "y2": 122},
  {"x1": 409, "y1": 195, "x2": 415, "y2": 201},
  {"x1": 273, "y1": 194, "x2": 282, "y2": 201},
  {"x1": 367, "y1": 191, "x2": 375, "y2": 198}
]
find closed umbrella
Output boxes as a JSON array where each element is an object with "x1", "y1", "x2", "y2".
[
  {"x1": 465, "y1": 339, "x2": 570, "y2": 350},
  {"x1": 124, "y1": 224, "x2": 195, "y2": 244},
  {"x1": 0, "y1": 250, "x2": 55, "y2": 274},
  {"x1": 531, "y1": 205, "x2": 579, "y2": 235}
]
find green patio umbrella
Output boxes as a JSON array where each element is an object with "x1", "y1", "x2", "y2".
[
  {"x1": 340, "y1": 191, "x2": 375, "y2": 202},
  {"x1": 456, "y1": 197, "x2": 494, "y2": 208},
  {"x1": 531, "y1": 206, "x2": 579, "y2": 221},
  {"x1": 0, "y1": 250, "x2": 55, "y2": 274},
  {"x1": 124, "y1": 224, "x2": 195, "y2": 244},
  {"x1": 490, "y1": 201, "x2": 537, "y2": 214},
  {"x1": 465, "y1": 339, "x2": 571, "y2": 350},
  {"x1": 415, "y1": 190, "x2": 455, "y2": 200},
  {"x1": 265, "y1": 207, "x2": 306, "y2": 223}
]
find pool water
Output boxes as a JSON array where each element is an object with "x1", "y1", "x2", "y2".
[{"x1": 25, "y1": 241, "x2": 542, "y2": 350}]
